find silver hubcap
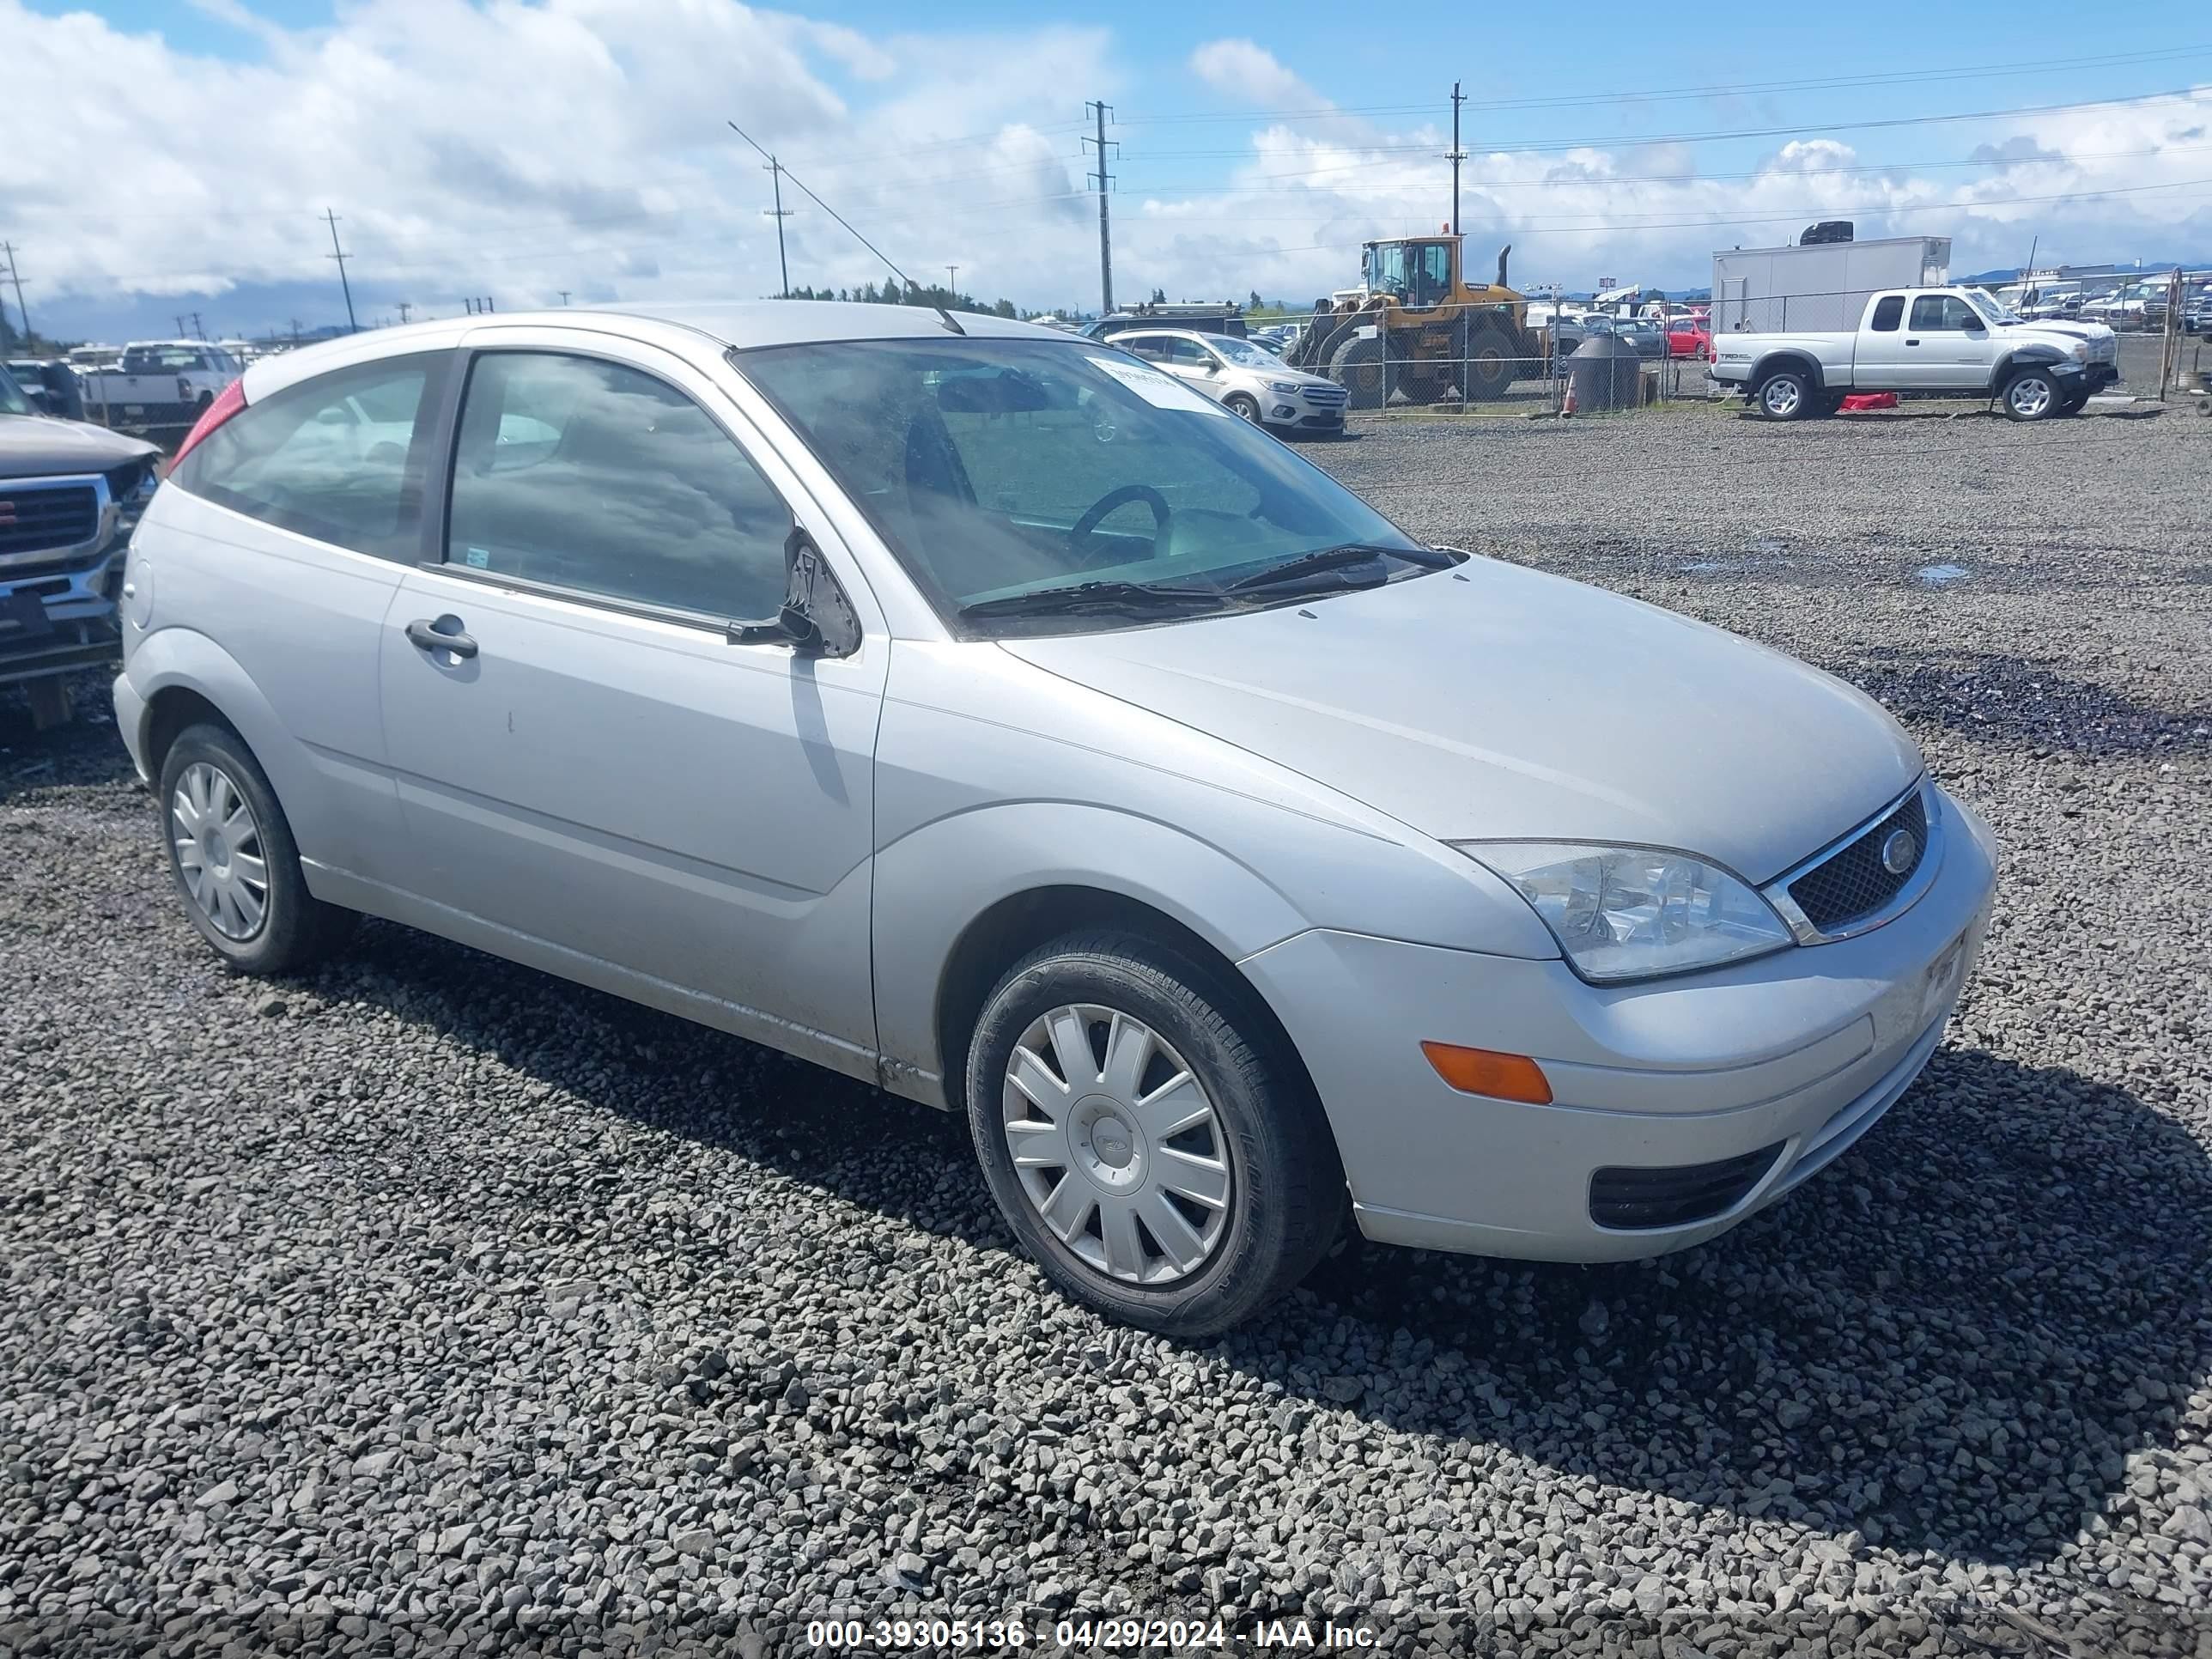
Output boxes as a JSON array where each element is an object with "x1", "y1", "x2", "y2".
[
  {"x1": 1764, "y1": 379, "x2": 1802, "y2": 416},
  {"x1": 2010, "y1": 377, "x2": 2051, "y2": 416},
  {"x1": 1002, "y1": 1005, "x2": 1234, "y2": 1285},
  {"x1": 1234, "y1": 400, "x2": 1260, "y2": 422},
  {"x1": 172, "y1": 762, "x2": 268, "y2": 940}
]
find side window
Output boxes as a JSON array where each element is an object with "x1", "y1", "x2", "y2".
[
  {"x1": 167, "y1": 352, "x2": 446, "y2": 561},
  {"x1": 1165, "y1": 339, "x2": 1210, "y2": 368},
  {"x1": 446, "y1": 352, "x2": 789, "y2": 622},
  {"x1": 1123, "y1": 337, "x2": 1167, "y2": 362},
  {"x1": 1910, "y1": 295, "x2": 1976, "y2": 331},
  {"x1": 1869, "y1": 295, "x2": 1905, "y2": 331}
]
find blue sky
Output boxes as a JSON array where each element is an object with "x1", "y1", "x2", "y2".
[{"x1": 8, "y1": 0, "x2": 2209, "y2": 343}]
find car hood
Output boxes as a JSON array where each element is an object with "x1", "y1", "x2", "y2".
[
  {"x1": 1000, "y1": 558, "x2": 1923, "y2": 884},
  {"x1": 0, "y1": 414, "x2": 159, "y2": 479}
]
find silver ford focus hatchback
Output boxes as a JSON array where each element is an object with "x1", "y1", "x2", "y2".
[{"x1": 115, "y1": 303, "x2": 1996, "y2": 1335}]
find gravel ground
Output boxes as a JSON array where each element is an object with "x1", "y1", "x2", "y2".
[{"x1": 3, "y1": 402, "x2": 2210, "y2": 1659}]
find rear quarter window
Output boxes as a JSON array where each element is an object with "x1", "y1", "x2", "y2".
[{"x1": 166, "y1": 352, "x2": 451, "y2": 561}]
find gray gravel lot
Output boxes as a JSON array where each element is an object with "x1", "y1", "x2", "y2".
[{"x1": 3, "y1": 402, "x2": 2210, "y2": 1658}]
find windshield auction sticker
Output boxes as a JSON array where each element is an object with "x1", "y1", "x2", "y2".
[{"x1": 1085, "y1": 354, "x2": 1234, "y2": 417}]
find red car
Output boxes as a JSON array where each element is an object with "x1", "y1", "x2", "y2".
[{"x1": 1665, "y1": 314, "x2": 1712, "y2": 361}]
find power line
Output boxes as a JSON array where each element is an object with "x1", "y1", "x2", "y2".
[
  {"x1": 727, "y1": 119, "x2": 913, "y2": 292},
  {"x1": 1115, "y1": 42, "x2": 2212, "y2": 125},
  {"x1": 1118, "y1": 83, "x2": 2212, "y2": 162}
]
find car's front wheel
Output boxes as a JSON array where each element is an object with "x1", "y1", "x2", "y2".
[
  {"x1": 965, "y1": 929, "x2": 1342, "y2": 1336},
  {"x1": 2001, "y1": 367, "x2": 2060, "y2": 421},
  {"x1": 1223, "y1": 392, "x2": 1262, "y2": 424},
  {"x1": 159, "y1": 723, "x2": 356, "y2": 975}
]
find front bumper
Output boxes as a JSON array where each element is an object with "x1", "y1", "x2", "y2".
[
  {"x1": 0, "y1": 544, "x2": 127, "y2": 689},
  {"x1": 1240, "y1": 787, "x2": 1999, "y2": 1261}
]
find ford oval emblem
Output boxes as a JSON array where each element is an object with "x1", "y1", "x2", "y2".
[{"x1": 1880, "y1": 828, "x2": 1919, "y2": 877}]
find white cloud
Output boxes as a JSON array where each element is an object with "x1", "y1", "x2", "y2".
[{"x1": 1188, "y1": 40, "x2": 1318, "y2": 110}]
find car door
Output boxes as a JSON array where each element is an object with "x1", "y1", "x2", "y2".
[
  {"x1": 376, "y1": 330, "x2": 889, "y2": 1080},
  {"x1": 1158, "y1": 337, "x2": 1227, "y2": 402},
  {"x1": 1852, "y1": 293, "x2": 1917, "y2": 387},
  {"x1": 1905, "y1": 293, "x2": 1992, "y2": 390}
]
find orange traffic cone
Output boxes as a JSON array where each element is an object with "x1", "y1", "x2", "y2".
[{"x1": 1560, "y1": 377, "x2": 1577, "y2": 418}]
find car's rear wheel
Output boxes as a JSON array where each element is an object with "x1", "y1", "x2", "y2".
[
  {"x1": 965, "y1": 929, "x2": 1342, "y2": 1336},
  {"x1": 2001, "y1": 368, "x2": 2060, "y2": 422},
  {"x1": 1756, "y1": 369, "x2": 1814, "y2": 420},
  {"x1": 160, "y1": 723, "x2": 356, "y2": 975}
]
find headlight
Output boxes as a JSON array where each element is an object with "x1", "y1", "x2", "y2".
[
  {"x1": 2069, "y1": 342, "x2": 2088, "y2": 362},
  {"x1": 1453, "y1": 842, "x2": 1793, "y2": 982},
  {"x1": 1269, "y1": 380, "x2": 1302, "y2": 394}
]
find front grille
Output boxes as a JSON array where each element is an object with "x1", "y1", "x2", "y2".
[
  {"x1": 0, "y1": 484, "x2": 99, "y2": 557},
  {"x1": 1789, "y1": 790, "x2": 1927, "y2": 933},
  {"x1": 1302, "y1": 386, "x2": 1348, "y2": 406},
  {"x1": 1589, "y1": 1142, "x2": 1785, "y2": 1230}
]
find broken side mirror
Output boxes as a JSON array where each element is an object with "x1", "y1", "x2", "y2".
[{"x1": 728, "y1": 526, "x2": 861, "y2": 658}]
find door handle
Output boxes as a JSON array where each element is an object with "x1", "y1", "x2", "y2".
[
  {"x1": 405, "y1": 616, "x2": 478, "y2": 659},
  {"x1": 1905, "y1": 338, "x2": 1922, "y2": 346}
]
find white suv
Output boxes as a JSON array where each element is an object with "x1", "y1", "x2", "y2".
[{"x1": 1112, "y1": 329, "x2": 1347, "y2": 435}]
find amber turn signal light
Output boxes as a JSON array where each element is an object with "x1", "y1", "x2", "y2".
[{"x1": 1420, "y1": 1042, "x2": 1553, "y2": 1104}]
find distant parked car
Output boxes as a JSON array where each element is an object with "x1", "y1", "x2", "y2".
[
  {"x1": 1112, "y1": 327, "x2": 1347, "y2": 434},
  {"x1": 5, "y1": 359, "x2": 87, "y2": 422},
  {"x1": 1588, "y1": 317, "x2": 1668, "y2": 361},
  {"x1": 1664, "y1": 318, "x2": 1712, "y2": 361}
]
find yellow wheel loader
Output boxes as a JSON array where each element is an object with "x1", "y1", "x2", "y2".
[{"x1": 1285, "y1": 236, "x2": 1541, "y2": 409}]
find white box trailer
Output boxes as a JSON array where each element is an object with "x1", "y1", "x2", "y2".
[{"x1": 1711, "y1": 236, "x2": 1952, "y2": 335}]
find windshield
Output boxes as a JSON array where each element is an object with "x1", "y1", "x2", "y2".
[
  {"x1": 1207, "y1": 336, "x2": 1290, "y2": 370},
  {"x1": 1964, "y1": 289, "x2": 2023, "y2": 326},
  {"x1": 738, "y1": 337, "x2": 1425, "y2": 635},
  {"x1": 0, "y1": 364, "x2": 30, "y2": 416}
]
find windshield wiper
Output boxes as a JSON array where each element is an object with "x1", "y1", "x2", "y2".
[
  {"x1": 1226, "y1": 543, "x2": 1454, "y2": 592},
  {"x1": 958, "y1": 579, "x2": 1225, "y2": 620}
]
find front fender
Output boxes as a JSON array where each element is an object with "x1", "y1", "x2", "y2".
[{"x1": 871, "y1": 801, "x2": 1317, "y2": 1093}]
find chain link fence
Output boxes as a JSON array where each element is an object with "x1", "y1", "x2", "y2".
[{"x1": 1257, "y1": 300, "x2": 1716, "y2": 421}]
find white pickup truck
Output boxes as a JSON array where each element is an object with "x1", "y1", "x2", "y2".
[
  {"x1": 80, "y1": 340, "x2": 246, "y2": 430},
  {"x1": 1711, "y1": 286, "x2": 2119, "y2": 421}
]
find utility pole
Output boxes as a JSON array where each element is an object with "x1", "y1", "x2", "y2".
[
  {"x1": 288, "y1": 318, "x2": 301, "y2": 345},
  {"x1": 1448, "y1": 82, "x2": 1467, "y2": 236},
  {"x1": 175, "y1": 314, "x2": 189, "y2": 338},
  {"x1": 1083, "y1": 100, "x2": 1116, "y2": 314},
  {"x1": 558, "y1": 290, "x2": 570, "y2": 306},
  {"x1": 397, "y1": 301, "x2": 412, "y2": 324},
  {"x1": 325, "y1": 209, "x2": 358, "y2": 333},
  {"x1": 763, "y1": 155, "x2": 793, "y2": 297},
  {"x1": 946, "y1": 265, "x2": 958, "y2": 297},
  {"x1": 1, "y1": 242, "x2": 28, "y2": 348},
  {"x1": 190, "y1": 310, "x2": 204, "y2": 340}
]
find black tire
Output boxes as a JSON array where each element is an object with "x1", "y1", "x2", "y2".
[
  {"x1": 1328, "y1": 333, "x2": 1387, "y2": 410},
  {"x1": 964, "y1": 928, "x2": 1343, "y2": 1337},
  {"x1": 2000, "y1": 367, "x2": 2061, "y2": 422},
  {"x1": 2056, "y1": 385, "x2": 2091, "y2": 416},
  {"x1": 1223, "y1": 392, "x2": 1263, "y2": 425},
  {"x1": 158, "y1": 723, "x2": 357, "y2": 975},
  {"x1": 1465, "y1": 326, "x2": 1516, "y2": 401},
  {"x1": 1754, "y1": 368, "x2": 1815, "y2": 420}
]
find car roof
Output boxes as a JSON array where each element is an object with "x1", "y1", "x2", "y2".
[{"x1": 240, "y1": 301, "x2": 1071, "y2": 402}]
